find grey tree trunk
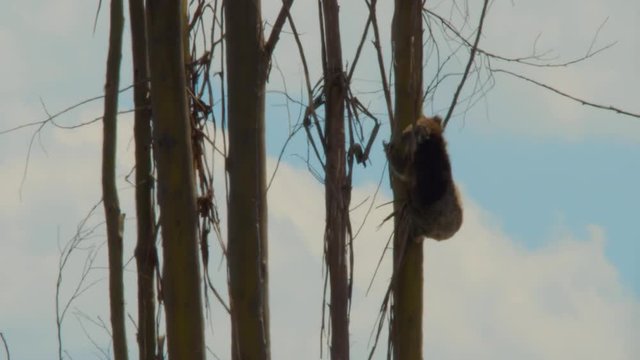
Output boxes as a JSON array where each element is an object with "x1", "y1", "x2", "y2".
[
  {"x1": 101, "y1": 0, "x2": 128, "y2": 359},
  {"x1": 390, "y1": 0, "x2": 424, "y2": 358},
  {"x1": 320, "y1": 0, "x2": 350, "y2": 358},
  {"x1": 146, "y1": 0, "x2": 206, "y2": 358},
  {"x1": 128, "y1": 0, "x2": 156, "y2": 359},
  {"x1": 224, "y1": 1, "x2": 270, "y2": 358}
]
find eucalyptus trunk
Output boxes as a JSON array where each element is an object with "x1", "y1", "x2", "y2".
[
  {"x1": 320, "y1": 0, "x2": 350, "y2": 358},
  {"x1": 129, "y1": 0, "x2": 156, "y2": 359},
  {"x1": 390, "y1": 0, "x2": 424, "y2": 358},
  {"x1": 101, "y1": 0, "x2": 128, "y2": 358},
  {"x1": 146, "y1": 0, "x2": 206, "y2": 358},
  {"x1": 224, "y1": 1, "x2": 270, "y2": 358}
]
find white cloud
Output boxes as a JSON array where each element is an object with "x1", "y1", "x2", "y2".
[
  {"x1": 265, "y1": 162, "x2": 640, "y2": 359},
  {"x1": 422, "y1": 204, "x2": 640, "y2": 359}
]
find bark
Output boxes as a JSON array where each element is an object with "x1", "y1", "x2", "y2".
[
  {"x1": 390, "y1": 0, "x2": 424, "y2": 359},
  {"x1": 146, "y1": 0, "x2": 206, "y2": 359},
  {"x1": 224, "y1": 1, "x2": 271, "y2": 358},
  {"x1": 128, "y1": 0, "x2": 156, "y2": 359},
  {"x1": 320, "y1": 0, "x2": 350, "y2": 359},
  {"x1": 101, "y1": 0, "x2": 128, "y2": 359}
]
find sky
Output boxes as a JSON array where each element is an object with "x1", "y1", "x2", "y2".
[{"x1": 1, "y1": 0, "x2": 639, "y2": 359}]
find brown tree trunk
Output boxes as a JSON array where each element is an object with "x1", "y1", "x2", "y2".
[
  {"x1": 101, "y1": 0, "x2": 128, "y2": 359},
  {"x1": 224, "y1": 1, "x2": 271, "y2": 358},
  {"x1": 320, "y1": 0, "x2": 350, "y2": 359},
  {"x1": 390, "y1": 0, "x2": 424, "y2": 359},
  {"x1": 146, "y1": 0, "x2": 205, "y2": 359},
  {"x1": 128, "y1": 0, "x2": 156, "y2": 359}
]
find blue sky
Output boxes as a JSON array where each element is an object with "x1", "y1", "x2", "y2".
[{"x1": 1, "y1": 0, "x2": 639, "y2": 359}]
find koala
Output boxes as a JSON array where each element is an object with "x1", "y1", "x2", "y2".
[{"x1": 385, "y1": 116, "x2": 462, "y2": 241}]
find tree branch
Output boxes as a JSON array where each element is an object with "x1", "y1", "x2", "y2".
[
  {"x1": 0, "y1": 332, "x2": 10, "y2": 360},
  {"x1": 442, "y1": 0, "x2": 489, "y2": 128},
  {"x1": 265, "y1": 0, "x2": 295, "y2": 58},
  {"x1": 493, "y1": 68, "x2": 640, "y2": 118}
]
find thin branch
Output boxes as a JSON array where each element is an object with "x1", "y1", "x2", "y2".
[
  {"x1": 347, "y1": 11, "x2": 372, "y2": 83},
  {"x1": 56, "y1": 200, "x2": 104, "y2": 360},
  {"x1": 367, "y1": 0, "x2": 394, "y2": 126},
  {"x1": 74, "y1": 312, "x2": 111, "y2": 360},
  {"x1": 493, "y1": 68, "x2": 640, "y2": 118},
  {"x1": 425, "y1": 9, "x2": 616, "y2": 69},
  {"x1": 367, "y1": 208, "x2": 412, "y2": 359},
  {"x1": 0, "y1": 85, "x2": 135, "y2": 136},
  {"x1": 93, "y1": 0, "x2": 104, "y2": 35},
  {"x1": 264, "y1": 0, "x2": 295, "y2": 58},
  {"x1": 442, "y1": 0, "x2": 489, "y2": 128},
  {"x1": 0, "y1": 332, "x2": 9, "y2": 360},
  {"x1": 12, "y1": 102, "x2": 136, "y2": 200},
  {"x1": 286, "y1": 13, "x2": 328, "y2": 165}
]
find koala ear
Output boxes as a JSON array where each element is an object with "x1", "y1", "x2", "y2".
[{"x1": 433, "y1": 116, "x2": 443, "y2": 127}]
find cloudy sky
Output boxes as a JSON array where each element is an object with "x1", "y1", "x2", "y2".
[{"x1": 1, "y1": 0, "x2": 639, "y2": 359}]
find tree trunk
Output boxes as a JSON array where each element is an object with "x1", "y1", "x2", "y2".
[
  {"x1": 101, "y1": 0, "x2": 128, "y2": 359},
  {"x1": 390, "y1": 0, "x2": 424, "y2": 359},
  {"x1": 224, "y1": 1, "x2": 271, "y2": 358},
  {"x1": 320, "y1": 0, "x2": 350, "y2": 359},
  {"x1": 129, "y1": 0, "x2": 156, "y2": 359},
  {"x1": 146, "y1": 0, "x2": 206, "y2": 359}
]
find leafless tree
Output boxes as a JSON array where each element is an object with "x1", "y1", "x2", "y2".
[
  {"x1": 224, "y1": 0, "x2": 292, "y2": 357},
  {"x1": 146, "y1": 0, "x2": 206, "y2": 358},
  {"x1": 100, "y1": 0, "x2": 128, "y2": 358}
]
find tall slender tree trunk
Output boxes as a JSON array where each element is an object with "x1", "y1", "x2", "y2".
[
  {"x1": 129, "y1": 0, "x2": 156, "y2": 359},
  {"x1": 390, "y1": 0, "x2": 424, "y2": 359},
  {"x1": 320, "y1": 0, "x2": 350, "y2": 359},
  {"x1": 146, "y1": 0, "x2": 206, "y2": 359},
  {"x1": 224, "y1": 1, "x2": 271, "y2": 358},
  {"x1": 101, "y1": 0, "x2": 128, "y2": 359}
]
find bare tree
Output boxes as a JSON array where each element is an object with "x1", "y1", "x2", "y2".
[
  {"x1": 101, "y1": 0, "x2": 128, "y2": 358},
  {"x1": 319, "y1": 0, "x2": 351, "y2": 359},
  {"x1": 224, "y1": 0, "x2": 292, "y2": 358},
  {"x1": 146, "y1": 0, "x2": 205, "y2": 358},
  {"x1": 128, "y1": 0, "x2": 157, "y2": 359},
  {"x1": 389, "y1": 0, "x2": 424, "y2": 358}
]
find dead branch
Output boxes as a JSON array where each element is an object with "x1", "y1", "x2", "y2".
[
  {"x1": 73, "y1": 311, "x2": 111, "y2": 360},
  {"x1": 101, "y1": 0, "x2": 129, "y2": 356},
  {"x1": 0, "y1": 85, "x2": 135, "y2": 136},
  {"x1": 265, "y1": 0, "x2": 295, "y2": 58},
  {"x1": 493, "y1": 68, "x2": 640, "y2": 118},
  {"x1": 186, "y1": 0, "x2": 231, "y2": 320},
  {"x1": 442, "y1": 0, "x2": 489, "y2": 128},
  {"x1": 365, "y1": 0, "x2": 394, "y2": 126},
  {"x1": 424, "y1": 9, "x2": 616, "y2": 69},
  {"x1": 0, "y1": 332, "x2": 9, "y2": 360},
  {"x1": 56, "y1": 200, "x2": 104, "y2": 360}
]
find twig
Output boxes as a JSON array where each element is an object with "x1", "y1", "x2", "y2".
[
  {"x1": 0, "y1": 332, "x2": 9, "y2": 360},
  {"x1": 493, "y1": 68, "x2": 640, "y2": 118},
  {"x1": 74, "y1": 311, "x2": 111, "y2": 360},
  {"x1": 346, "y1": 9, "x2": 372, "y2": 83},
  {"x1": 367, "y1": 0, "x2": 394, "y2": 126},
  {"x1": 425, "y1": 9, "x2": 616, "y2": 69},
  {"x1": 286, "y1": 13, "x2": 327, "y2": 165},
  {"x1": 367, "y1": 209, "x2": 412, "y2": 359},
  {"x1": 56, "y1": 200, "x2": 104, "y2": 360},
  {"x1": 0, "y1": 85, "x2": 135, "y2": 136},
  {"x1": 93, "y1": 0, "x2": 103, "y2": 35},
  {"x1": 265, "y1": 0, "x2": 295, "y2": 58},
  {"x1": 442, "y1": 0, "x2": 489, "y2": 128}
]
